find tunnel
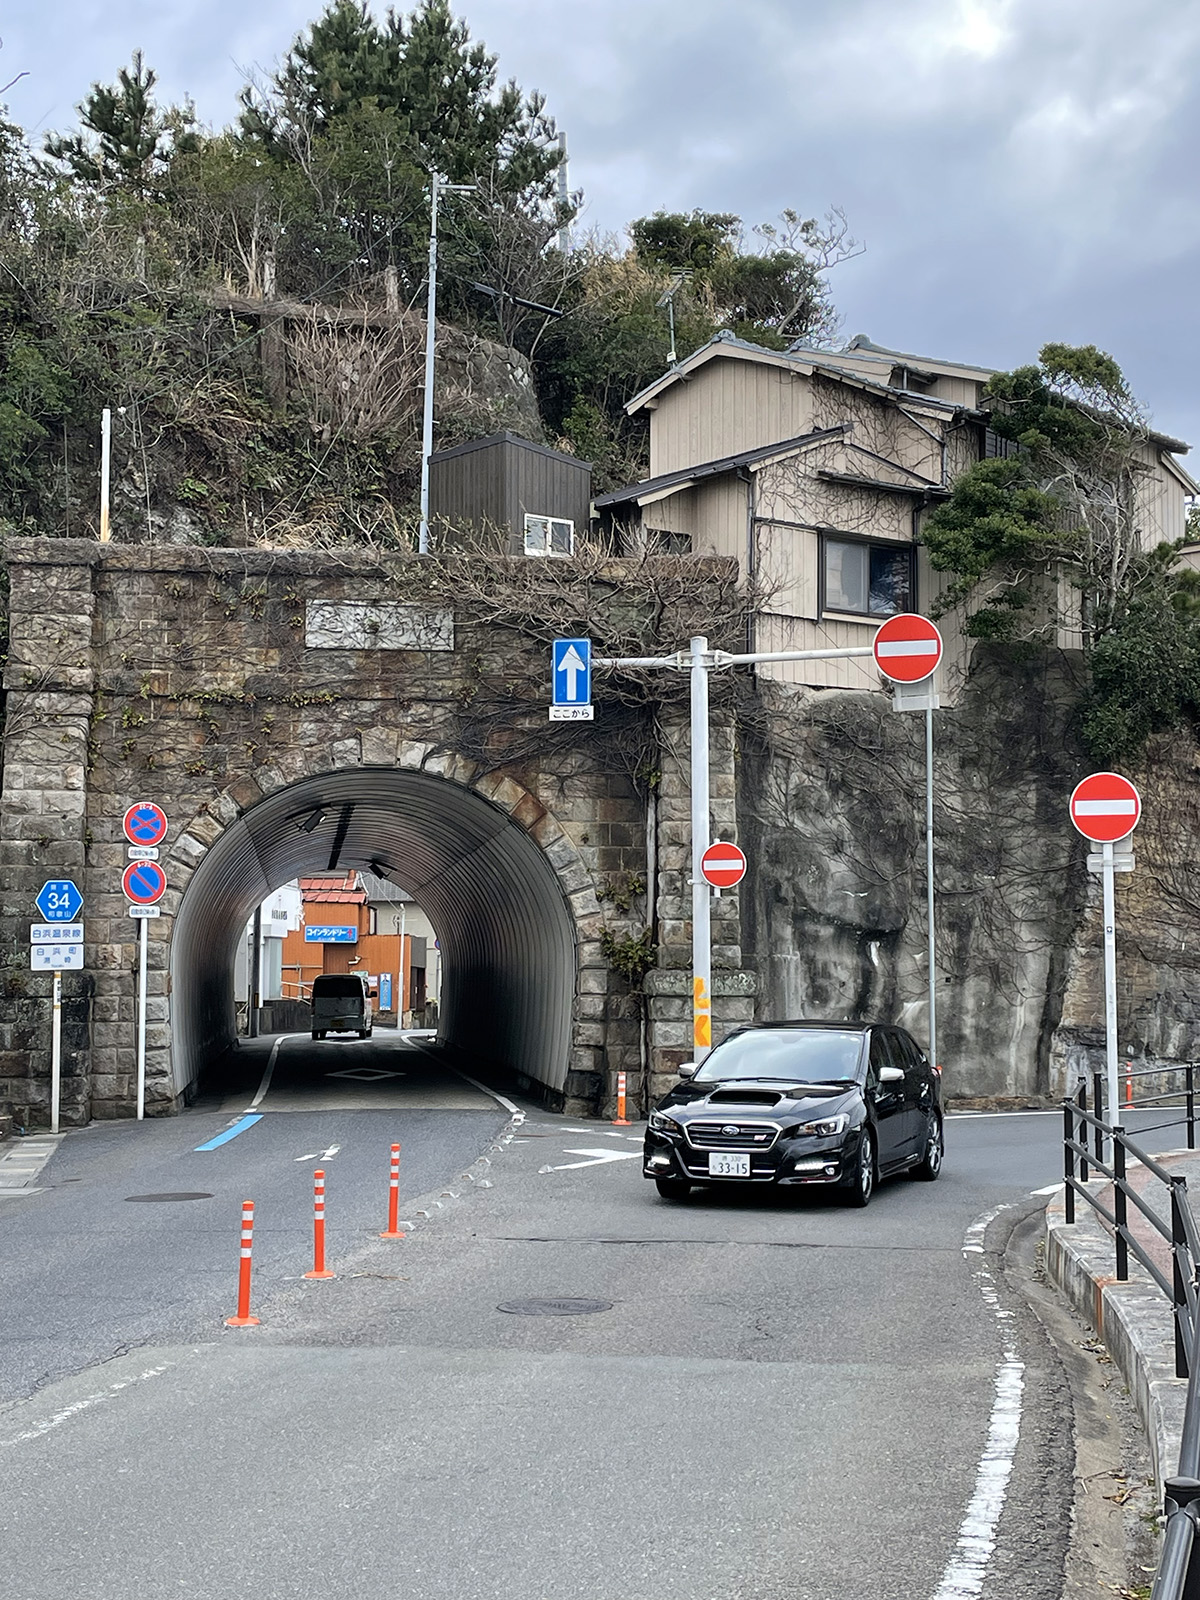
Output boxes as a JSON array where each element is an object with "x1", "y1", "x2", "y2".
[{"x1": 169, "y1": 769, "x2": 577, "y2": 1100}]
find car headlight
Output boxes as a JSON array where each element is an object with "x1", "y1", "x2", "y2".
[
  {"x1": 649, "y1": 1112, "x2": 683, "y2": 1135},
  {"x1": 794, "y1": 1113, "x2": 849, "y2": 1137}
]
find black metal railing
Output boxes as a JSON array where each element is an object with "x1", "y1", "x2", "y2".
[
  {"x1": 1063, "y1": 1093, "x2": 1200, "y2": 1377},
  {"x1": 1061, "y1": 1075, "x2": 1200, "y2": 1598}
]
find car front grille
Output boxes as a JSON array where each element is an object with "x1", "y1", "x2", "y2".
[{"x1": 684, "y1": 1121, "x2": 780, "y2": 1151}]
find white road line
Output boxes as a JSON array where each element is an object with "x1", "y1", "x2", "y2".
[
  {"x1": 540, "y1": 1148, "x2": 643, "y2": 1172},
  {"x1": 248, "y1": 1036, "x2": 285, "y2": 1110},
  {"x1": 929, "y1": 1203, "x2": 1023, "y2": 1599},
  {"x1": 948, "y1": 1110, "x2": 1061, "y2": 1119},
  {"x1": 404, "y1": 1037, "x2": 525, "y2": 1124},
  {"x1": 0, "y1": 1362, "x2": 173, "y2": 1448},
  {"x1": 0, "y1": 1135, "x2": 64, "y2": 1191},
  {"x1": 446, "y1": 1065, "x2": 523, "y2": 1121}
]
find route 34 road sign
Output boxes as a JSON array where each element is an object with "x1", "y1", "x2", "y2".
[
  {"x1": 550, "y1": 638, "x2": 593, "y2": 721},
  {"x1": 36, "y1": 880, "x2": 83, "y2": 922}
]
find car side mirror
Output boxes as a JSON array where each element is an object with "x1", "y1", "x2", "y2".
[
  {"x1": 677, "y1": 1062, "x2": 697, "y2": 1080},
  {"x1": 879, "y1": 1065, "x2": 904, "y2": 1084}
]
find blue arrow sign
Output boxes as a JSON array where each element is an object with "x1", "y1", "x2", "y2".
[
  {"x1": 304, "y1": 925, "x2": 359, "y2": 943},
  {"x1": 552, "y1": 637, "x2": 591, "y2": 707},
  {"x1": 36, "y1": 880, "x2": 83, "y2": 922}
]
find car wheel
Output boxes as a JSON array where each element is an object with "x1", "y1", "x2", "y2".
[
  {"x1": 359, "y1": 1028, "x2": 370, "y2": 1039},
  {"x1": 913, "y1": 1113, "x2": 943, "y2": 1181},
  {"x1": 655, "y1": 1176, "x2": 692, "y2": 1200},
  {"x1": 844, "y1": 1128, "x2": 875, "y2": 1208}
]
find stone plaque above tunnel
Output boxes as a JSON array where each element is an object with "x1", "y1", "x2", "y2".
[{"x1": 305, "y1": 601, "x2": 454, "y2": 651}]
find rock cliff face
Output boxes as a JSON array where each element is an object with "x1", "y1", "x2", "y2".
[{"x1": 740, "y1": 646, "x2": 1139, "y2": 1101}]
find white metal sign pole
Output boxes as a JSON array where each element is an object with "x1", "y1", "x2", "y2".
[
  {"x1": 99, "y1": 407, "x2": 112, "y2": 543},
  {"x1": 418, "y1": 174, "x2": 441, "y2": 556},
  {"x1": 1102, "y1": 838, "x2": 1118, "y2": 1134},
  {"x1": 136, "y1": 917, "x2": 148, "y2": 1120},
  {"x1": 925, "y1": 703, "x2": 937, "y2": 1072},
  {"x1": 690, "y1": 636, "x2": 713, "y2": 1062},
  {"x1": 51, "y1": 971, "x2": 62, "y2": 1134}
]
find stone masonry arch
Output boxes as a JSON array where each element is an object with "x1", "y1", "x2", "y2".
[
  {"x1": 0, "y1": 539, "x2": 754, "y2": 1127},
  {"x1": 168, "y1": 761, "x2": 585, "y2": 1103}
]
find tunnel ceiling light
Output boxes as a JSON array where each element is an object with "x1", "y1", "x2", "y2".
[{"x1": 297, "y1": 809, "x2": 327, "y2": 834}]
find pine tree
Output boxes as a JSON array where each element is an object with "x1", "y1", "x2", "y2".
[{"x1": 44, "y1": 51, "x2": 184, "y2": 197}]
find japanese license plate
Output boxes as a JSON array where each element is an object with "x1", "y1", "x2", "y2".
[{"x1": 708, "y1": 1151, "x2": 751, "y2": 1177}]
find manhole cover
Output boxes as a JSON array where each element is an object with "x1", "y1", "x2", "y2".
[
  {"x1": 124, "y1": 1192, "x2": 214, "y2": 1203},
  {"x1": 497, "y1": 1297, "x2": 613, "y2": 1317}
]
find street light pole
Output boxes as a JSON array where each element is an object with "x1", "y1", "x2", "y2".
[{"x1": 419, "y1": 173, "x2": 474, "y2": 556}]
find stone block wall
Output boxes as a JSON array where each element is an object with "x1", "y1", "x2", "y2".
[{"x1": 0, "y1": 540, "x2": 750, "y2": 1127}]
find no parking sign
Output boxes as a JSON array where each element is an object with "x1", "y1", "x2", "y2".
[
  {"x1": 123, "y1": 802, "x2": 169, "y2": 848},
  {"x1": 123, "y1": 859, "x2": 167, "y2": 907}
]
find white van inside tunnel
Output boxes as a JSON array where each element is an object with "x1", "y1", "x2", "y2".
[{"x1": 169, "y1": 768, "x2": 577, "y2": 1105}]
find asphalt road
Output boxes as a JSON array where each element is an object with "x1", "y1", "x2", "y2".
[
  {"x1": 0, "y1": 1031, "x2": 509, "y2": 1405},
  {"x1": 0, "y1": 1053, "x2": 1176, "y2": 1600}
]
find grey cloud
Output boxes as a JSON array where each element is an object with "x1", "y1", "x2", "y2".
[{"x1": 4, "y1": 0, "x2": 1198, "y2": 445}]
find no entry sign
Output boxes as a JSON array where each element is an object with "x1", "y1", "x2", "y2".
[
  {"x1": 1069, "y1": 772, "x2": 1141, "y2": 844},
  {"x1": 123, "y1": 802, "x2": 168, "y2": 848},
  {"x1": 701, "y1": 841, "x2": 747, "y2": 889},
  {"x1": 872, "y1": 614, "x2": 943, "y2": 684},
  {"x1": 123, "y1": 860, "x2": 167, "y2": 906}
]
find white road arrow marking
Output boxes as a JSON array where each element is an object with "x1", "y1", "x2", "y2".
[
  {"x1": 544, "y1": 1147, "x2": 643, "y2": 1171},
  {"x1": 558, "y1": 644, "x2": 586, "y2": 700},
  {"x1": 295, "y1": 1145, "x2": 341, "y2": 1162}
]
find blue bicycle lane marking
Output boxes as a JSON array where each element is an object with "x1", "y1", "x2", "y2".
[{"x1": 193, "y1": 1113, "x2": 263, "y2": 1152}]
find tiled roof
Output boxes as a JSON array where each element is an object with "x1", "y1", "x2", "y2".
[{"x1": 300, "y1": 874, "x2": 365, "y2": 905}]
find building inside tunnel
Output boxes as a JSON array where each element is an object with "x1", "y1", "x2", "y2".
[{"x1": 170, "y1": 769, "x2": 577, "y2": 1103}]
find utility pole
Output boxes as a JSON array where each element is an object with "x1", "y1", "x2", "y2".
[
  {"x1": 557, "y1": 132, "x2": 570, "y2": 253},
  {"x1": 419, "y1": 173, "x2": 475, "y2": 556},
  {"x1": 248, "y1": 906, "x2": 262, "y2": 1039}
]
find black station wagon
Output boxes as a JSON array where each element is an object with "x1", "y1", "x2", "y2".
[{"x1": 643, "y1": 1020, "x2": 943, "y2": 1207}]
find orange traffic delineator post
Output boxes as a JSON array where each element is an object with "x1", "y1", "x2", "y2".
[
  {"x1": 303, "y1": 1168, "x2": 336, "y2": 1280},
  {"x1": 612, "y1": 1070, "x2": 632, "y2": 1126},
  {"x1": 225, "y1": 1200, "x2": 260, "y2": 1327},
  {"x1": 1125, "y1": 1062, "x2": 1135, "y2": 1108},
  {"x1": 380, "y1": 1143, "x2": 406, "y2": 1239}
]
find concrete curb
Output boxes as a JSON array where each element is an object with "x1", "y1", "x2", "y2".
[{"x1": 1044, "y1": 1182, "x2": 1186, "y2": 1497}]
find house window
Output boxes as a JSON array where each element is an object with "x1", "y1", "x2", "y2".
[
  {"x1": 524, "y1": 514, "x2": 574, "y2": 557},
  {"x1": 823, "y1": 537, "x2": 914, "y2": 618},
  {"x1": 983, "y1": 426, "x2": 1019, "y2": 459},
  {"x1": 645, "y1": 527, "x2": 692, "y2": 554}
]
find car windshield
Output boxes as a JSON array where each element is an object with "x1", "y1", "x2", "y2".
[
  {"x1": 312, "y1": 976, "x2": 365, "y2": 998},
  {"x1": 693, "y1": 1029, "x2": 864, "y2": 1085}
]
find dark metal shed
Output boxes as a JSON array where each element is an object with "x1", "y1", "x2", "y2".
[{"x1": 429, "y1": 432, "x2": 592, "y2": 555}]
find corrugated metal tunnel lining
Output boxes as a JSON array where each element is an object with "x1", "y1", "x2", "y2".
[{"x1": 170, "y1": 769, "x2": 577, "y2": 1098}]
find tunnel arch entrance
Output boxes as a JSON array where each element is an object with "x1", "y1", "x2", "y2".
[{"x1": 170, "y1": 768, "x2": 577, "y2": 1102}]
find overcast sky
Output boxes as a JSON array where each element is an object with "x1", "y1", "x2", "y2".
[{"x1": 4, "y1": 0, "x2": 1198, "y2": 448}]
